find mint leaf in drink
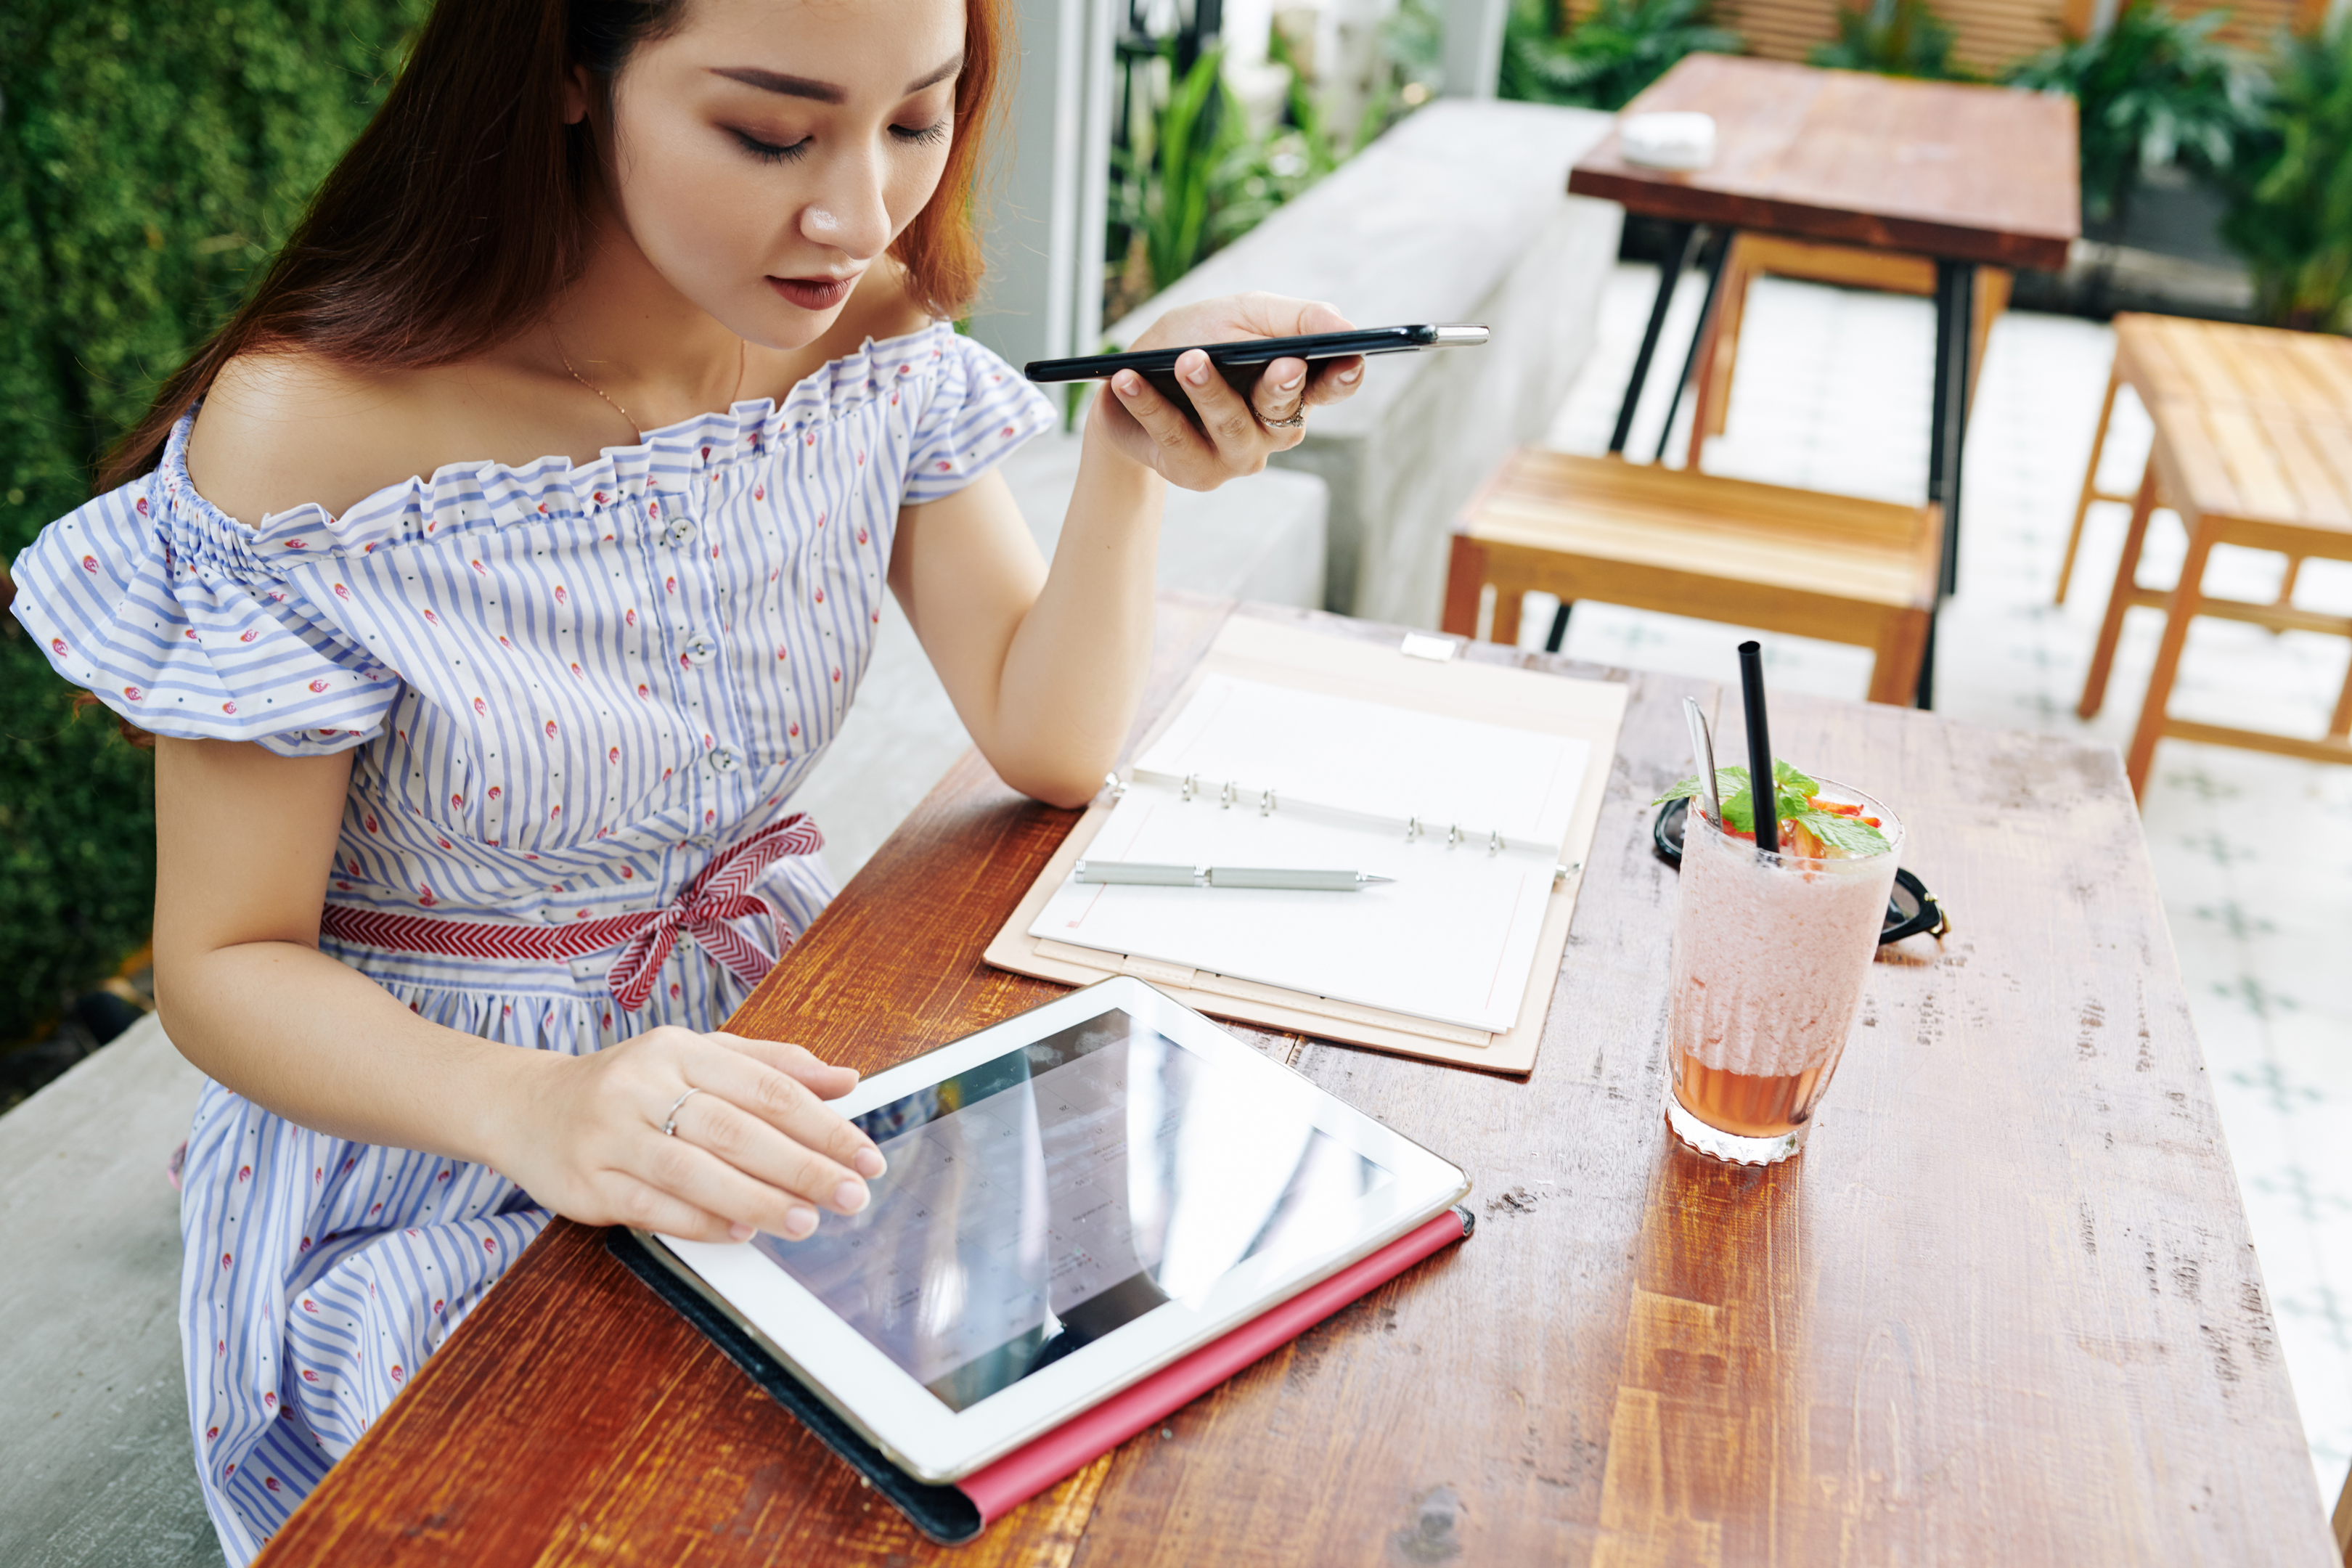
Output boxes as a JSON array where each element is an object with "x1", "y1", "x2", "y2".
[
  {"x1": 1652, "y1": 767, "x2": 1747, "y2": 809},
  {"x1": 1659, "y1": 770, "x2": 1763, "y2": 834},
  {"x1": 1716, "y1": 782, "x2": 1757, "y2": 835},
  {"x1": 1794, "y1": 807, "x2": 1891, "y2": 857},
  {"x1": 1656, "y1": 761, "x2": 1891, "y2": 856}
]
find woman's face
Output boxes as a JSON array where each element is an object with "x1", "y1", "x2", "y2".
[{"x1": 597, "y1": 0, "x2": 965, "y2": 348}]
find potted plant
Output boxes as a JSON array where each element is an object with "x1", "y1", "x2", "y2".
[
  {"x1": 2217, "y1": 17, "x2": 2352, "y2": 331},
  {"x1": 1810, "y1": 0, "x2": 1969, "y2": 81},
  {"x1": 2006, "y1": 0, "x2": 2258, "y2": 232},
  {"x1": 1498, "y1": 0, "x2": 1741, "y2": 112}
]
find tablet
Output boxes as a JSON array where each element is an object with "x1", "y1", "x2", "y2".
[{"x1": 640, "y1": 977, "x2": 1469, "y2": 1482}]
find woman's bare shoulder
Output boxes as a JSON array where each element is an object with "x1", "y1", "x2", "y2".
[{"x1": 185, "y1": 351, "x2": 455, "y2": 527}]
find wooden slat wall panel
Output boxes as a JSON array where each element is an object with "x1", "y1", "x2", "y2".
[
  {"x1": 1699, "y1": 0, "x2": 2068, "y2": 71},
  {"x1": 1729, "y1": 0, "x2": 1849, "y2": 63},
  {"x1": 1564, "y1": 0, "x2": 2324, "y2": 81},
  {"x1": 2211, "y1": 0, "x2": 2328, "y2": 47},
  {"x1": 1944, "y1": 0, "x2": 2070, "y2": 71}
]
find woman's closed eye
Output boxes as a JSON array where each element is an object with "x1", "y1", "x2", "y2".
[
  {"x1": 732, "y1": 128, "x2": 811, "y2": 164},
  {"x1": 731, "y1": 120, "x2": 948, "y2": 164}
]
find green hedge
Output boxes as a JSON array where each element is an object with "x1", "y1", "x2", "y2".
[{"x1": 0, "y1": 0, "x2": 425, "y2": 1042}]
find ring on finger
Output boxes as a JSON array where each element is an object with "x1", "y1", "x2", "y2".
[
  {"x1": 1261, "y1": 409, "x2": 1307, "y2": 430},
  {"x1": 659, "y1": 1087, "x2": 703, "y2": 1138}
]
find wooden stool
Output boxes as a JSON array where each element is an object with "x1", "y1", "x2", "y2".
[
  {"x1": 2057, "y1": 314, "x2": 2336, "y2": 607},
  {"x1": 1684, "y1": 234, "x2": 2011, "y2": 470},
  {"x1": 2075, "y1": 365, "x2": 2352, "y2": 796},
  {"x1": 2052, "y1": 362, "x2": 2141, "y2": 605},
  {"x1": 1443, "y1": 449, "x2": 1943, "y2": 706}
]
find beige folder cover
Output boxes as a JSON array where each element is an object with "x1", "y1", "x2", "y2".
[{"x1": 982, "y1": 617, "x2": 1628, "y2": 1075}]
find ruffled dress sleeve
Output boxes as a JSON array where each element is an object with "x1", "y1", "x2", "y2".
[
  {"x1": 7, "y1": 411, "x2": 400, "y2": 757},
  {"x1": 900, "y1": 332, "x2": 1060, "y2": 505}
]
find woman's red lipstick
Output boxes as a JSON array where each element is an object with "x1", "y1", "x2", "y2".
[{"x1": 770, "y1": 275, "x2": 855, "y2": 310}]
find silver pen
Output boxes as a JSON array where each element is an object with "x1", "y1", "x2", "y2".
[{"x1": 1074, "y1": 859, "x2": 1395, "y2": 891}]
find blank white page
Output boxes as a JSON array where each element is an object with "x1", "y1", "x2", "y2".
[
  {"x1": 1030, "y1": 678, "x2": 1588, "y2": 1032},
  {"x1": 1133, "y1": 675, "x2": 1586, "y2": 845}
]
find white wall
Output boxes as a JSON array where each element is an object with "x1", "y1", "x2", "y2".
[{"x1": 965, "y1": 0, "x2": 1116, "y2": 369}]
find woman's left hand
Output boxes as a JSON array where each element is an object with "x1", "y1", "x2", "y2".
[{"x1": 1090, "y1": 293, "x2": 1365, "y2": 491}]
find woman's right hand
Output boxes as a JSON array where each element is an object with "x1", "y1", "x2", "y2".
[{"x1": 496, "y1": 1026, "x2": 886, "y2": 1244}]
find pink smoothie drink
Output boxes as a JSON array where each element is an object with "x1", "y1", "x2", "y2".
[{"x1": 1665, "y1": 781, "x2": 1902, "y2": 1164}]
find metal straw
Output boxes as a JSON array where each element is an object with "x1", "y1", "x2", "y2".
[
  {"x1": 1737, "y1": 641, "x2": 1779, "y2": 856},
  {"x1": 1681, "y1": 697, "x2": 1720, "y2": 830}
]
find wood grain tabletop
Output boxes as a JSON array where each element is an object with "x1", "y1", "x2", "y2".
[
  {"x1": 2115, "y1": 312, "x2": 2352, "y2": 422},
  {"x1": 2117, "y1": 314, "x2": 2352, "y2": 537},
  {"x1": 254, "y1": 596, "x2": 2331, "y2": 1567},
  {"x1": 1567, "y1": 54, "x2": 2080, "y2": 271}
]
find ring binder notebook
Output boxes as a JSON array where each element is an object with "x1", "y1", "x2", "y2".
[{"x1": 985, "y1": 613, "x2": 1628, "y2": 1074}]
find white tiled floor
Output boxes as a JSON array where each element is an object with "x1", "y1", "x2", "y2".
[{"x1": 1541, "y1": 261, "x2": 2352, "y2": 1498}]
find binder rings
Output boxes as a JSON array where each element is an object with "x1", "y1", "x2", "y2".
[
  {"x1": 986, "y1": 616, "x2": 1628, "y2": 1073},
  {"x1": 608, "y1": 1206, "x2": 1474, "y2": 1544}
]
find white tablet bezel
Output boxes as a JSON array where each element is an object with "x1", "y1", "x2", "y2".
[{"x1": 649, "y1": 976, "x2": 1469, "y2": 1483}]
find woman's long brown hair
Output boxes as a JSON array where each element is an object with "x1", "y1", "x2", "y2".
[{"x1": 97, "y1": 0, "x2": 1002, "y2": 491}]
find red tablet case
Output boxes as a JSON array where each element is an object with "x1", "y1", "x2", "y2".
[
  {"x1": 611, "y1": 1202, "x2": 1474, "y2": 1543},
  {"x1": 957, "y1": 1204, "x2": 1474, "y2": 1524}
]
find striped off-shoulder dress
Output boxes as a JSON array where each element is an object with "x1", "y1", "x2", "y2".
[{"x1": 7, "y1": 323, "x2": 1055, "y2": 1564}]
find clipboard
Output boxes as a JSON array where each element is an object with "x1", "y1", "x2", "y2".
[{"x1": 984, "y1": 617, "x2": 1628, "y2": 1074}]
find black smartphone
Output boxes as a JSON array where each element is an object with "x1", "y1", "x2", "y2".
[{"x1": 1024, "y1": 324, "x2": 1489, "y2": 389}]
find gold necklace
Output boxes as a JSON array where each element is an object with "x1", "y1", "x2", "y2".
[{"x1": 555, "y1": 335, "x2": 747, "y2": 436}]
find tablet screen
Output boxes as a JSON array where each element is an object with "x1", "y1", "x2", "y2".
[{"x1": 751, "y1": 1007, "x2": 1393, "y2": 1411}]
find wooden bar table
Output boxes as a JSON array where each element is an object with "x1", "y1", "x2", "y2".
[
  {"x1": 1567, "y1": 54, "x2": 2079, "y2": 705},
  {"x1": 256, "y1": 597, "x2": 2330, "y2": 1566}
]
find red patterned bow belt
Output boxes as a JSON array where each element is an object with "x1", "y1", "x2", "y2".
[{"x1": 319, "y1": 814, "x2": 825, "y2": 1013}]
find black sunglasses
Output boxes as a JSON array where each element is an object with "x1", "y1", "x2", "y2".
[{"x1": 1651, "y1": 796, "x2": 1948, "y2": 945}]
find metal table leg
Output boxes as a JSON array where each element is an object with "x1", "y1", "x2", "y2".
[
  {"x1": 1569, "y1": 224, "x2": 1724, "y2": 654},
  {"x1": 1653, "y1": 227, "x2": 1736, "y2": 464},
  {"x1": 1607, "y1": 221, "x2": 1700, "y2": 457},
  {"x1": 1916, "y1": 258, "x2": 1977, "y2": 708}
]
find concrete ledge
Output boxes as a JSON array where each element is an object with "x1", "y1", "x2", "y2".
[
  {"x1": 1110, "y1": 98, "x2": 1622, "y2": 627},
  {"x1": 0, "y1": 1013, "x2": 220, "y2": 1567},
  {"x1": 1000, "y1": 429, "x2": 1328, "y2": 610}
]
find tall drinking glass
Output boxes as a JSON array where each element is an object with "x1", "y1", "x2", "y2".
[{"x1": 1664, "y1": 782, "x2": 1903, "y2": 1165}]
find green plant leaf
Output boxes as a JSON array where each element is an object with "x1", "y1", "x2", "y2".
[
  {"x1": 1655, "y1": 762, "x2": 1889, "y2": 855},
  {"x1": 1497, "y1": 0, "x2": 1741, "y2": 112},
  {"x1": 1808, "y1": 0, "x2": 1974, "y2": 81},
  {"x1": 0, "y1": 0, "x2": 427, "y2": 1045},
  {"x1": 1652, "y1": 767, "x2": 1746, "y2": 807},
  {"x1": 2004, "y1": 0, "x2": 2261, "y2": 226},
  {"x1": 1793, "y1": 809, "x2": 1892, "y2": 857},
  {"x1": 2211, "y1": 15, "x2": 2352, "y2": 331}
]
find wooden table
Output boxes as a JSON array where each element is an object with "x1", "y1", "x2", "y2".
[
  {"x1": 2073, "y1": 316, "x2": 2352, "y2": 794},
  {"x1": 256, "y1": 597, "x2": 2330, "y2": 1566},
  {"x1": 1568, "y1": 54, "x2": 2079, "y2": 705}
]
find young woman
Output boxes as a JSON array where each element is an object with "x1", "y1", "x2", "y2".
[{"x1": 8, "y1": 0, "x2": 1361, "y2": 1557}]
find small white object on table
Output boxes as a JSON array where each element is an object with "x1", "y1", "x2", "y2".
[{"x1": 1620, "y1": 111, "x2": 1715, "y2": 171}]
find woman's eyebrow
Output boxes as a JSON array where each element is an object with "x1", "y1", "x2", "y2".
[
  {"x1": 709, "y1": 67, "x2": 845, "y2": 103},
  {"x1": 905, "y1": 52, "x2": 965, "y2": 92},
  {"x1": 709, "y1": 53, "x2": 964, "y2": 104}
]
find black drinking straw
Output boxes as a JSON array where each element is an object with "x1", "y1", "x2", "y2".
[{"x1": 1738, "y1": 640, "x2": 1779, "y2": 856}]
